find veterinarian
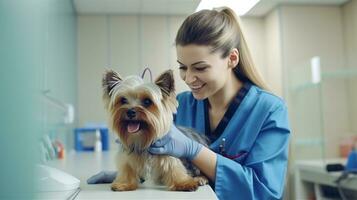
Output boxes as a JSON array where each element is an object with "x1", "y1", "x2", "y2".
[{"x1": 88, "y1": 7, "x2": 290, "y2": 200}]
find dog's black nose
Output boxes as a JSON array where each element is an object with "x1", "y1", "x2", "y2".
[{"x1": 127, "y1": 109, "x2": 136, "y2": 119}]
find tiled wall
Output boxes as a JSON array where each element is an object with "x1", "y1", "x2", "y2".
[{"x1": 0, "y1": 0, "x2": 76, "y2": 198}]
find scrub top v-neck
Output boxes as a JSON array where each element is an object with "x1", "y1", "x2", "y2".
[{"x1": 203, "y1": 82, "x2": 252, "y2": 143}]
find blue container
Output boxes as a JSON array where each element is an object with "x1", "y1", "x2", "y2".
[
  {"x1": 74, "y1": 127, "x2": 109, "y2": 151},
  {"x1": 346, "y1": 149, "x2": 357, "y2": 171}
]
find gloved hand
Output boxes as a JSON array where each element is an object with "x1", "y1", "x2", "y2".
[
  {"x1": 148, "y1": 125, "x2": 203, "y2": 160},
  {"x1": 87, "y1": 171, "x2": 117, "y2": 184}
]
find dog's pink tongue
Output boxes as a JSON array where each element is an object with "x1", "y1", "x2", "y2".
[{"x1": 127, "y1": 122, "x2": 140, "y2": 133}]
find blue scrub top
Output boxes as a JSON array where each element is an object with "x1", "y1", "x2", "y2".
[{"x1": 174, "y1": 83, "x2": 290, "y2": 200}]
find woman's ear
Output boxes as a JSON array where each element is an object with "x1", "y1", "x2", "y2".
[{"x1": 228, "y1": 48, "x2": 239, "y2": 68}]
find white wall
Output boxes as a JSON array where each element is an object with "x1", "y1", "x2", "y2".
[
  {"x1": 264, "y1": 9, "x2": 283, "y2": 97},
  {"x1": 241, "y1": 17, "x2": 268, "y2": 87},
  {"x1": 77, "y1": 16, "x2": 108, "y2": 126},
  {"x1": 343, "y1": 0, "x2": 357, "y2": 134},
  {"x1": 109, "y1": 16, "x2": 140, "y2": 76}
]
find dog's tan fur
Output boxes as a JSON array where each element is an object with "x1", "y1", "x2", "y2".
[{"x1": 102, "y1": 69, "x2": 207, "y2": 191}]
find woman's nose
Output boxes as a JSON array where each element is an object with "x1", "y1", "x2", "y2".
[{"x1": 184, "y1": 70, "x2": 197, "y2": 84}]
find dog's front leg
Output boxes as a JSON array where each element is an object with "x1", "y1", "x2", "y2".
[
  {"x1": 111, "y1": 162, "x2": 139, "y2": 191},
  {"x1": 157, "y1": 156, "x2": 199, "y2": 191}
]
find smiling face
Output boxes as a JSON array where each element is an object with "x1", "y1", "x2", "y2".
[{"x1": 176, "y1": 44, "x2": 233, "y2": 100}]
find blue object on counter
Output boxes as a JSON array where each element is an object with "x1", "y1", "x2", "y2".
[
  {"x1": 74, "y1": 127, "x2": 109, "y2": 151},
  {"x1": 346, "y1": 148, "x2": 357, "y2": 171}
]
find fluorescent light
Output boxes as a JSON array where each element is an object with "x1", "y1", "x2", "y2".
[
  {"x1": 195, "y1": 0, "x2": 260, "y2": 16},
  {"x1": 311, "y1": 56, "x2": 321, "y2": 84}
]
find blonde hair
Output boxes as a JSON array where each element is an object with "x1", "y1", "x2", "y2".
[{"x1": 175, "y1": 7, "x2": 269, "y2": 90}]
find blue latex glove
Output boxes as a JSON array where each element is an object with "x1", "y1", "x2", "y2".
[
  {"x1": 87, "y1": 171, "x2": 117, "y2": 184},
  {"x1": 148, "y1": 125, "x2": 203, "y2": 160}
]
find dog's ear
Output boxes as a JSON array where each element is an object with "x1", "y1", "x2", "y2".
[
  {"x1": 155, "y1": 69, "x2": 175, "y2": 97},
  {"x1": 102, "y1": 69, "x2": 122, "y2": 99}
]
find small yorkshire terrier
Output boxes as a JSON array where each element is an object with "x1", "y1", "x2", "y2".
[{"x1": 102, "y1": 69, "x2": 209, "y2": 192}]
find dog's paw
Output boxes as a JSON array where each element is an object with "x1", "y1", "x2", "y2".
[
  {"x1": 194, "y1": 176, "x2": 209, "y2": 186},
  {"x1": 169, "y1": 179, "x2": 199, "y2": 191},
  {"x1": 111, "y1": 182, "x2": 137, "y2": 191}
]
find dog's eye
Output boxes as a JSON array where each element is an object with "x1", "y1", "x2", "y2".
[
  {"x1": 142, "y1": 98, "x2": 152, "y2": 107},
  {"x1": 120, "y1": 97, "x2": 128, "y2": 104}
]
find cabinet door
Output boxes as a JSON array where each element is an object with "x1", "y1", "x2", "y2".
[
  {"x1": 78, "y1": 16, "x2": 108, "y2": 125},
  {"x1": 110, "y1": 16, "x2": 140, "y2": 76}
]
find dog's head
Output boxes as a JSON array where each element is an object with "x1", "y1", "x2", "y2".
[{"x1": 102, "y1": 69, "x2": 177, "y2": 153}]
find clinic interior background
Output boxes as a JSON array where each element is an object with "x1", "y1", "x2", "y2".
[
  {"x1": 1, "y1": 0, "x2": 356, "y2": 198},
  {"x1": 77, "y1": 0, "x2": 357, "y2": 161}
]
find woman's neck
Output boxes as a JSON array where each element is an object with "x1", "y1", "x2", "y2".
[{"x1": 208, "y1": 73, "x2": 243, "y2": 112}]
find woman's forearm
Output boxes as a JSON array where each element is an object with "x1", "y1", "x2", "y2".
[{"x1": 192, "y1": 146, "x2": 217, "y2": 182}]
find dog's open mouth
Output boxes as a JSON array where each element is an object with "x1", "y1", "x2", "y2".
[
  {"x1": 125, "y1": 120, "x2": 145, "y2": 134},
  {"x1": 128, "y1": 122, "x2": 140, "y2": 133}
]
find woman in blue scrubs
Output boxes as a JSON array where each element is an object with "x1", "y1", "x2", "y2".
[
  {"x1": 89, "y1": 7, "x2": 290, "y2": 200},
  {"x1": 149, "y1": 7, "x2": 291, "y2": 200}
]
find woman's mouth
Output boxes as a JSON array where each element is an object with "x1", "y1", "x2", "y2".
[{"x1": 190, "y1": 84, "x2": 205, "y2": 93}]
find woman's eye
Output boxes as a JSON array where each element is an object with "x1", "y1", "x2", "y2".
[
  {"x1": 179, "y1": 66, "x2": 187, "y2": 70},
  {"x1": 120, "y1": 97, "x2": 128, "y2": 104},
  {"x1": 195, "y1": 67, "x2": 207, "y2": 71},
  {"x1": 142, "y1": 98, "x2": 152, "y2": 107}
]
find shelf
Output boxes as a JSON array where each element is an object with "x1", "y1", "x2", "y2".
[
  {"x1": 291, "y1": 68, "x2": 357, "y2": 92},
  {"x1": 322, "y1": 68, "x2": 357, "y2": 79},
  {"x1": 291, "y1": 82, "x2": 320, "y2": 92},
  {"x1": 294, "y1": 138, "x2": 323, "y2": 146}
]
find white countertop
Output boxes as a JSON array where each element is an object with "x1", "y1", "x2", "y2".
[
  {"x1": 295, "y1": 158, "x2": 357, "y2": 190},
  {"x1": 40, "y1": 151, "x2": 218, "y2": 200}
]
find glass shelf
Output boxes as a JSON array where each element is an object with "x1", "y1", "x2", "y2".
[
  {"x1": 291, "y1": 68, "x2": 357, "y2": 92},
  {"x1": 288, "y1": 62, "x2": 357, "y2": 162},
  {"x1": 322, "y1": 68, "x2": 357, "y2": 79}
]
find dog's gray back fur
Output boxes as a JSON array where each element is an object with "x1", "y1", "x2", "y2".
[{"x1": 177, "y1": 126, "x2": 210, "y2": 177}]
